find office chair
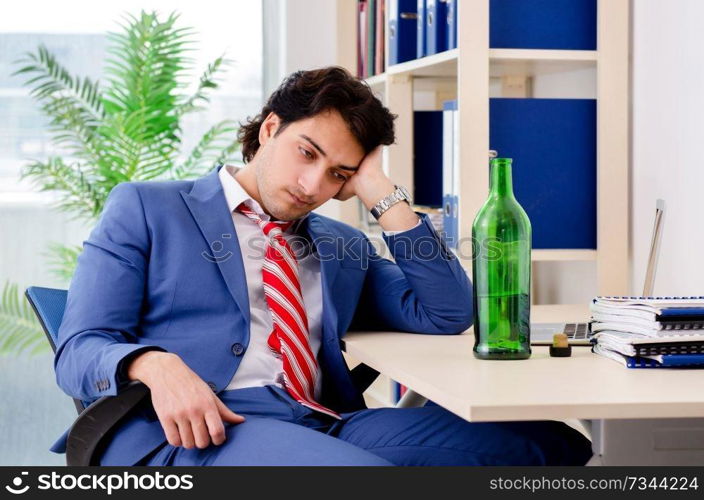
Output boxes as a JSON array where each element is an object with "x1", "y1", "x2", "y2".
[{"x1": 24, "y1": 286, "x2": 380, "y2": 466}]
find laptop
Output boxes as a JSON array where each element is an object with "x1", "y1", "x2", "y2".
[{"x1": 530, "y1": 199, "x2": 666, "y2": 346}]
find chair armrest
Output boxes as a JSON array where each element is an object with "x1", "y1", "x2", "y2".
[
  {"x1": 66, "y1": 381, "x2": 150, "y2": 466},
  {"x1": 66, "y1": 360, "x2": 377, "y2": 465}
]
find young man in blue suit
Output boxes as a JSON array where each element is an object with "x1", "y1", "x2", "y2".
[{"x1": 53, "y1": 67, "x2": 592, "y2": 466}]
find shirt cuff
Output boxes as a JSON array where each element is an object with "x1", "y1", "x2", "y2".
[{"x1": 382, "y1": 217, "x2": 422, "y2": 236}]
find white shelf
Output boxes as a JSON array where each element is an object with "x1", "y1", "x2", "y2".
[
  {"x1": 490, "y1": 48, "x2": 597, "y2": 61},
  {"x1": 365, "y1": 48, "x2": 598, "y2": 90},
  {"x1": 490, "y1": 49, "x2": 597, "y2": 77},
  {"x1": 364, "y1": 228, "x2": 597, "y2": 263},
  {"x1": 532, "y1": 249, "x2": 597, "y2": 262},
  {"x1": 364, "y1": 73, "x2": 386, "y2": 90},
  {"x1": 386, "y1": 48, "x2": 458, "y2": 78},
  {"x1": 364, "y1": 50, "x2": 458, "y2": 92}
]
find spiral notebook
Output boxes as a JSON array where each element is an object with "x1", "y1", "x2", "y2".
[
  {"x1": 593, "y1": 330, "x2": 704, "y2": 356},
  {"x1": 590, "y1": 296, "x2": 704, "y2": 336},
  {"x1": 593, "y1": 344, "x2": 704, "y2": 368},
  {"x1": 592, "y1": 295, "x2": 704, "y2": 317}
]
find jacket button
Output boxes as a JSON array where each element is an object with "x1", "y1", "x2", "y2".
[
  {"x1": 231, "y1": 343, "x2": 245, "y2": 356},
  {"x1": 207, "y1": 382, "x2": 217, "y2": 392}
]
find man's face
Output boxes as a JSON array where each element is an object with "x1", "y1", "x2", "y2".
[{"x1": 254, "y1": 110, "x2": 366, "y2": 221}]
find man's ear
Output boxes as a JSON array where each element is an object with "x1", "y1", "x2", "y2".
[{"x1": 259, "y1": 112, "x2": 280, "y2": 147}]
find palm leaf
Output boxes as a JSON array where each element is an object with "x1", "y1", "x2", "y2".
[
  {"x1": 6, "y1": 10, "x2": 244, "y2": 356},
  {"x1": 12, "y1": 45, "x2": 107, "y2": 167},
  {"x1": 101, "y1": 11, "x2": 196, "y2": 182},
  {"x1": 176, "y1": 54, "x2": 233, "y2": 117},
  {"x1": 22, "y1": 157, "x2": 104, "y2": 219},
  {"x1": 45, "y1": 244, "x2": 83, "y2": 283},
  {"x1": 174, "y1": 120, "x2": 240, "y2": 179},
  {"x1": 12, "y1": 44, "x2": 105, "y2": 121},
  {"x1": 0, "y1": 282, "x2": 48, "y2": 356},
  {"x1": 103, "y1": 12, "x2": 192, "y2": 127}
]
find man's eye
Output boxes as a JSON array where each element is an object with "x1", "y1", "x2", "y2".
[
  {"x1": 332, "y1": 171, "x2": 348, "y2": 182},
  {"x1": 299, "y1": 147, "x2": 313, "y2": 160}
]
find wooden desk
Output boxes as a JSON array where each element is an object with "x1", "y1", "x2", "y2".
[{"x1": 343, "y1": 304, "x2": 704, "y2": 464}]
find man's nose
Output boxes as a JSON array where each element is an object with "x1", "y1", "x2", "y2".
[{"x1": 298, "y1": 167, "x2": 325, "y2": 200}]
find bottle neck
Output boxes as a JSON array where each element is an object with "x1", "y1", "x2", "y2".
[{"x1": 489, "y1": 159, "x2": 514, "y2": 198}]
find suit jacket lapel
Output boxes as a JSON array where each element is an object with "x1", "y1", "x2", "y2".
[
  {"x1": 179, "y1": 170, "x2": 344, "y2": 343},
  {"x1": 180, "y1": 168, "x2": 251, "y2": 326}
]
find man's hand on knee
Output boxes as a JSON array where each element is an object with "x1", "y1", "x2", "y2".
[{"x1": 127, "y1": 351, "x2": 245, "y2": 449}]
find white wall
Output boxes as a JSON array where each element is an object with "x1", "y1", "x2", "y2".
[
  {"x1": 282, "y1": 0, "x2": 338, "y2": 74},
  {"x1": 631, "y1": 0, "x2": 704, "y2": 296}
]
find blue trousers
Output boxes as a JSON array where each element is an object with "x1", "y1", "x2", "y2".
[{"x1": 136, "y1": 386, "x2": 592, "y2": 466}]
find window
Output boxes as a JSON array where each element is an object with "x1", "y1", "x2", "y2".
[{"x1": 0, "y1": 1, "x2": 263, "y2": 196}]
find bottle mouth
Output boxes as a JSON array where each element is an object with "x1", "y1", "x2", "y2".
[{"x1": 491, "y1": 158, "x2": 512, "y2": 167}]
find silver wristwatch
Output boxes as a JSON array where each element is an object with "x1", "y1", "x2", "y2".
[{"x1": 370, "y1": 185, "x2": 412, "y2": 220}]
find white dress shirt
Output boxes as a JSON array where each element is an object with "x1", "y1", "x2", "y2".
[
  {"x1": 219, "y1": 165, "x2": 420, "y2": 397},
  {"x1": 220, "y1": 165, "x2": 325, "y2": 396}
]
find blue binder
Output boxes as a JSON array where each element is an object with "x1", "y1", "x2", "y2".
[
  {"x1": 490, "y1": 0, "x2": 597, "y2": 50},
  {"x1": 489, "y1": 98, "x2": 597, "y2": 249},
  {"x1": 413, "y1": 111, "x2": 443, "y2": 208},
  {"x1": 389, "y1": 0, "x2": 418, "y2": 65},
  {"x1": 425, "y1": 0, "x2": 448, "y2": 55},
  {"x1": 447, "y1": 0, "x2": 457, "y2": 50},
  {"x1": 416, "y1": 0, "x2": 426, "y2": 59},
  {"x1": 442, "y1": 100, "x2": 458, "y2": 248}
]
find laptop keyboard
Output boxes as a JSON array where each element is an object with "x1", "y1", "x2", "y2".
[{"x1": 563, "y1": 322, "x2": 590, "y2": 339}]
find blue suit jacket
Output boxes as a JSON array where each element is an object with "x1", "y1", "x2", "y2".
[{"x1": 52, "y1": 166, "x2": 473, "y2": 465}]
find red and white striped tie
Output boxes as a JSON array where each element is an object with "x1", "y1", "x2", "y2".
[{"x1": 237, "y1": 202, "x2": 340, "y2": 419}]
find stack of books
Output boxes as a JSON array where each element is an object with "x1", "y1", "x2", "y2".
[
  {"x1": 357, "y1": 0, "x2": 386, "y2": 78},
  {"x1": 590, "y1": 296, "x2": 704, "y2": 368}
]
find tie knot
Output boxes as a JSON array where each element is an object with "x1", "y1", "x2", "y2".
[{"x1": 236, "y1": 202, "x2": 294, "y2": 236}]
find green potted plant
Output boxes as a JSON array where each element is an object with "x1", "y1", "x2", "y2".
[{"x1": 1, "y1": 10, "x2": 242, "y2": 355}]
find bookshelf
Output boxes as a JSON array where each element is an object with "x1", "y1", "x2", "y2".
[{"x1": 336, "y1": 0, "x2": 630, "y2": 300}]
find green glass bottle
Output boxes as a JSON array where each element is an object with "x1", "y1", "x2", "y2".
[{"x1": 472, "y1": 157, "x2": 532, "y2": 359}]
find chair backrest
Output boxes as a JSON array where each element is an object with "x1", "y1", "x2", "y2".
[
  {"x1": 25, "y1": 286, "x2": 85, "y2": 414},
  {"x1": 24, "y1": 286, "x2": 67, "y2": 352}
]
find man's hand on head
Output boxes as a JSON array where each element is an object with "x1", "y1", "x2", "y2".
[
  {"x1": 333, "y1": 145, "x2": 394, "y2": 203},
  {"x1": 333, "y1": 144, "x2": 421, "y2": 232}
]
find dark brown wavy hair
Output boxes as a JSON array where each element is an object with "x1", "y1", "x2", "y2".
[{"x1": 238, "y1": 66, "x2": 396, "y2": 163}]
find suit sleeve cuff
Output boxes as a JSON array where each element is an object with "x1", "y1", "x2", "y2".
[
  {"x1": 110, "y1": 345, "x2": 167, "y2": 394},
  {"x1": 382, "y1": 217, "x2": 423, "y2": 236},
  {"x1": 382, "y1": 213, "x2": 455, "y2": 261}
]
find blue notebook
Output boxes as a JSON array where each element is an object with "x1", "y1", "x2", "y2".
[
  {"x1": 593, "y1": 344, "x2": 704, "y2": 369},
  {"x1": 627, "y1": 354, "x2": 704, "y2": 369}
]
